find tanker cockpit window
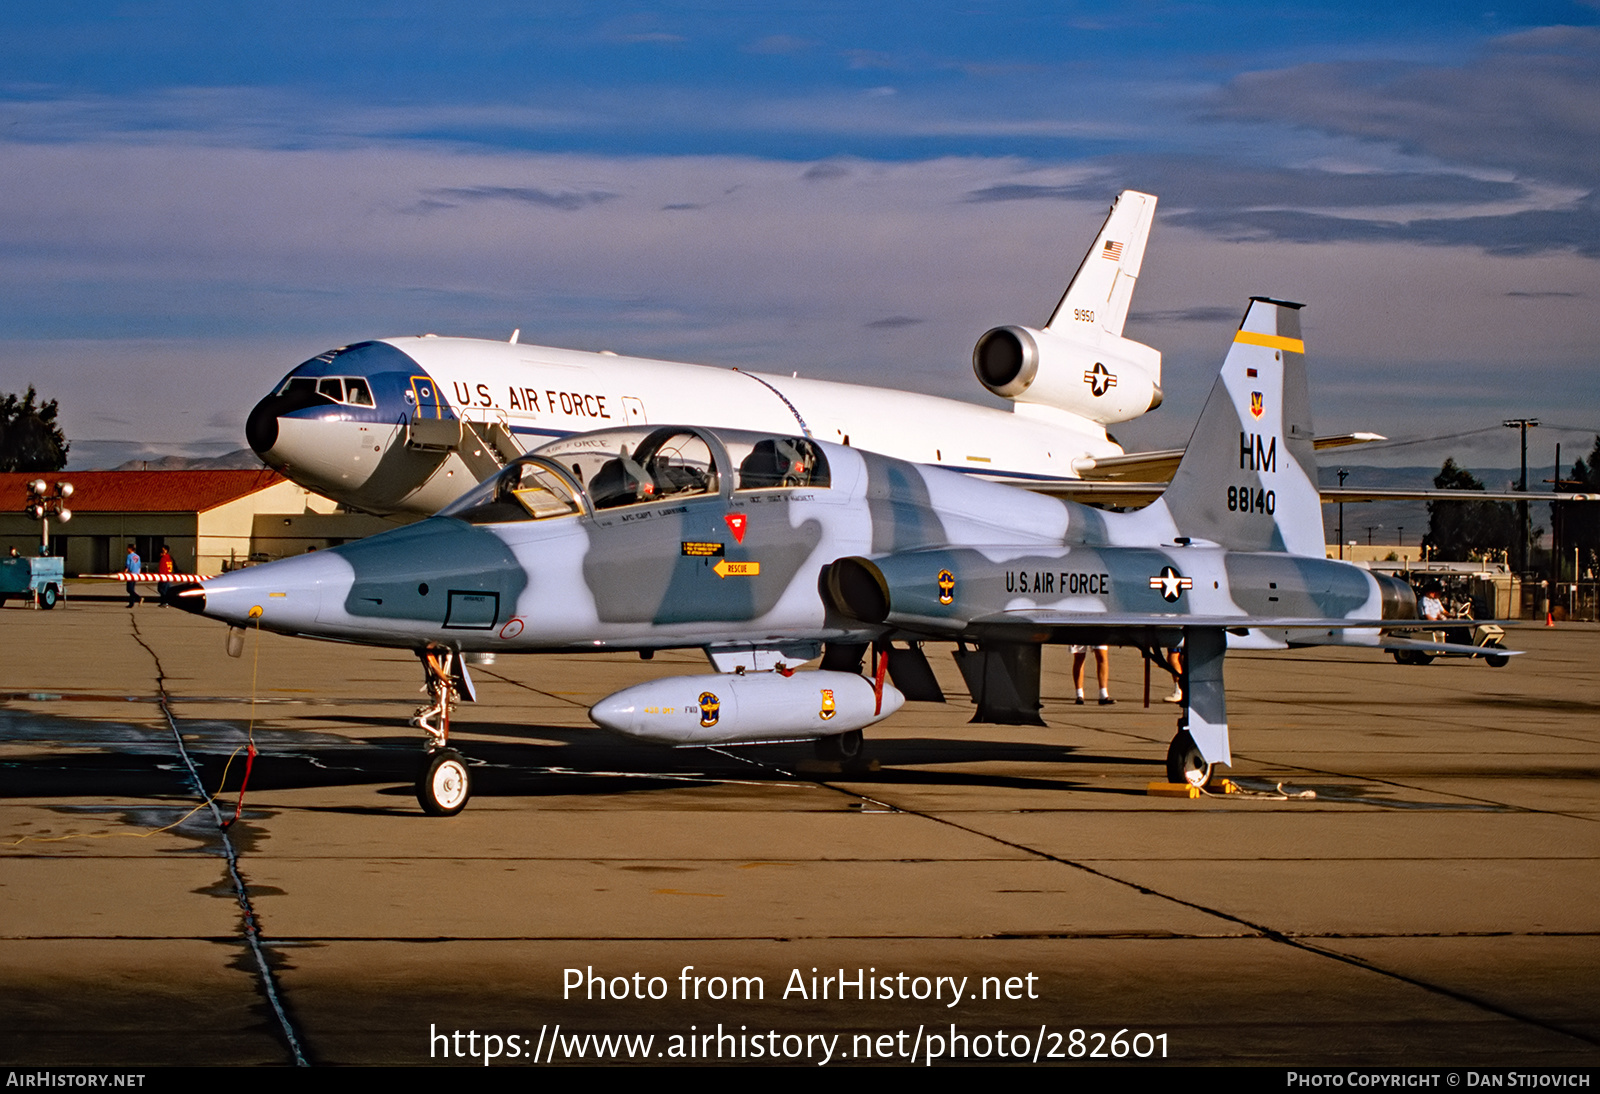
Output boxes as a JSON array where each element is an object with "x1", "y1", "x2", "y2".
[
  {"x1": 344, "y1": 378, "x2": 374, "y2": 406},
  {"x1": 278, "y1": 374, "x2": 377, "y2": 408}
]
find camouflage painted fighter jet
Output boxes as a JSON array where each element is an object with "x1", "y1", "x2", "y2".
[{"x1": 169, "y1": 297, "x2": 1487, "y2": 816}]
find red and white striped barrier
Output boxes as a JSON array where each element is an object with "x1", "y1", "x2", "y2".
[{"x1": 85, "y1": 572, "x2": 215, "y2": 583}]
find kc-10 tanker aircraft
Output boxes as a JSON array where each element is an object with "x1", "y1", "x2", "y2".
[
  {"x1": 169, "y1": 297, "x2": 1508, "y2": 816},
  {"x1": 245, "y1": 191, "x2": 1169, "y2": 516}
]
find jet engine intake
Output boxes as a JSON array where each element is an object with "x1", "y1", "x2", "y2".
[{"x1": 972, "y1": 325, "x2": 1162, "y2": 425}]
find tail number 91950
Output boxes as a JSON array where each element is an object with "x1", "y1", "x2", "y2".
[{"x1": 1227, "y1": 485, "x2": 1275, "y2": 515}]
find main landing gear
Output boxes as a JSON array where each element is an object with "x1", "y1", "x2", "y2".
[
  {"x1": 412, "y1": 648, "x2": 472, "y2": 816},
  {"x1": 1165, "y1": 729, "x2": 1213, "y2": 789}
]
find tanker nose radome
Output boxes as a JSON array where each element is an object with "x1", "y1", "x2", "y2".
[{"x1": 246, "y1": 386, "x2": 336, "y2": 460}]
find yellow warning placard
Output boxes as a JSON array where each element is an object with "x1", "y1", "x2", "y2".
[{"x1": 713, "y1": 559, "x2": 760, "y2": 579}]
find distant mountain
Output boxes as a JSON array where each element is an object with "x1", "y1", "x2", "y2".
[{"x1": 109, "y1": 448, "x2": 265, "y2": 472}]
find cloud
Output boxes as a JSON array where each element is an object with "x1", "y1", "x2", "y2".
[
  {"x1": 803, "y1": 160, "x2": 850, "y2": 181},
  {"x1": 967, "y1": 161, "x2": 1534, "y2": 211},
  {"x1": 1165, "y1": 197, "x2": 1600, "y2": 258},
  {"x1": 1128, "y1": 306, "x2": 1240, "y2": 324},
  {"x1": 419, "y1": 186, "x2": 620, "y2": 211},
  {"x1": 970, "y1": 157, "x2": 1598, "y2": 257},
  {"x1": 745, "y1": 35, "x2": 814, "y2": 55},
  {"x1": 1209, "y1": 27, "x2": 1600, "y2": 188}
]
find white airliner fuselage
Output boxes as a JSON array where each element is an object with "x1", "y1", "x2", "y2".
[{"x1": 247, "y1": 192, "x2": 1165, "y2": 516}]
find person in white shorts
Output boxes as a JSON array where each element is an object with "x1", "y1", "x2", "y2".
[{"x1": 1072, "y1": 645, "x2": 1113, "y2": 706}]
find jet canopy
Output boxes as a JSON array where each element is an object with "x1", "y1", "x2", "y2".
[{"x1": 438, "y1": 426, "x2": 831, "y2": 525}]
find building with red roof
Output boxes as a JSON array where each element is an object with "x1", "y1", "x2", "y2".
[{"x1": 1, "y1": 470, "x2": 395, "y2": 576}]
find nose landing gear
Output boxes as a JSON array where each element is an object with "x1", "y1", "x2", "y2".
[{"x1": 412, "y1": 648, "x2": 474, "y2": 816}]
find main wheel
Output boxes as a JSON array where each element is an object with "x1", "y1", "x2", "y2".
[
  {"x1": 1165, "y1": 730, "x2": 1213, "y2": 788},
  {"x1": 815, "y1": 729, "x2": 863, "y2": 761},
  {"x1": 417, "y1": 749, "x2": 471, "y2": 816},
  {"x1": 1484, "y1": 643, "x2": 1509, "y2": 669},
  {"x1": 39, "y1": 585, "x2": 59, "y2": 610}
]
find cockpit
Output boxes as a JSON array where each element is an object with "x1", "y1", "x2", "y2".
[
  {"x1": 438, "y1": 426, "x2": 830, "y2": 525},
  {"x1": 274, "y1": 374, "x2": 376, "y2": 408}
]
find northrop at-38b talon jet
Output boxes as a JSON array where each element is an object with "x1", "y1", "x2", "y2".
[{"x1": 170, "y1": 297, "x2": 1504, "y2": 815}]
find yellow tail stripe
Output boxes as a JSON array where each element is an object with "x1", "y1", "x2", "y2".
[{"x1": 1234, "y1": 330, "x2": 1305, "y2": 354}]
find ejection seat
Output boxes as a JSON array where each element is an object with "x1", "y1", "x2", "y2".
[
  {"x1": 588, "y1": 451, "x2": 654, "y2": 509},
  {"x1": 739, "y1": 438, "x2": 820, "y2": 489}
]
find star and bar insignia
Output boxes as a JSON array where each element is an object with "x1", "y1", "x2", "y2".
[{"x1": 1149, "y1": 566, "x2": 1193, "y2": 602}]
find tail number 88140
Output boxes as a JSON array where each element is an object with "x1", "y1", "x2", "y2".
[{"x1": 1227, "y1": 485, "x2": 1275, "y2": 515}]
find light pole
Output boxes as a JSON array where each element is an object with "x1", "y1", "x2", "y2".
[
  {"x1": 23, "y1": 479, "x2": 73, "y2": 554},
  {"x1": 1503, "y1": 418, "x2": 1539, "y2": 572},
  {"x1": 1337, "y1": 468, "x2": 1349, "y2": 559}
]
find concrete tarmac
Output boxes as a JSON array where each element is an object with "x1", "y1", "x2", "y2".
[{"x1": 1, "y1": 597, "x2": 1597, "y2": 1067}]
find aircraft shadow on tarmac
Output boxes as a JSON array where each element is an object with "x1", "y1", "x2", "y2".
[{"x1": 0, "y1": 703, "x2": 1165, "y2": 809}]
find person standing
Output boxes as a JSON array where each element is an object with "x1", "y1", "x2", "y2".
[
  {"x1": 124, "y1": 544, "x2": 141, "y2": 607},
  {"x1": 1072, "y1": 645, "x2": 1114, "y2": 705},
  {"x1": 157, "y1": 546, "x2": 174, "y2": 575}
]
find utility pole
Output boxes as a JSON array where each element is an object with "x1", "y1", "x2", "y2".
[
  {"x1": 1337, "y1": 468, "x2": 1349, "y2": 559},
  {"x1": 1552, "y1": 443, "x2": 1561, "y2": 583},
  {"x1": 1503, "y1": 418, "x2": 1539, "y2": 572}
]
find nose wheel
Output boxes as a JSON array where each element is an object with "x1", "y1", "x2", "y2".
[
  {"x1": 411, "y1": 648, "x2": 474, "y2": 815},
  {"x1": 417, "y1": 749, "x2": 471, "y2": 816}
]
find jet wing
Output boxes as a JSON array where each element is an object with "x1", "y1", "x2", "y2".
[
  {"x1": 954, "y1": 610, "x2": 1393, "y2": 643},
  {"x1": 1319, "y1": 487, "x2": 1600, "y2": 503},
  {"x1": 950, "y1": 612, "x2": 1519, "y2": 659},
  {"x1": 1070, "y1": 432, "x2": 1386, "y2": 483}
]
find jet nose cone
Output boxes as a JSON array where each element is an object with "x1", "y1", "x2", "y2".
[
  {"x1": 161, "y1": 581, "x2": 206, "y2": 614},
  {"x1": 246, "y1": 394, "x2": 284, "y2": 457}
]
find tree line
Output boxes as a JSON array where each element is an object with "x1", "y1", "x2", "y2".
[
  {"x1": 1423, "y1": 439, "x2": 1600, "y2": 580},
  {"x1": 0, "y1": 386, "x2": 69, "y2": 473}
]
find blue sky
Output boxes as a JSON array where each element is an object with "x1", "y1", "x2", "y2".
[{"x1": 0, "y1": 2, "x2": 1596, "y2": 473}]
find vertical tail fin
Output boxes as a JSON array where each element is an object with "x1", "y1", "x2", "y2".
[
  {"x1": 1045, "y1": 190, "x2": 1157, "y2": 345},
  {"x1": 1159, "y1": 298, "x2": 1324, "y2": 557}
]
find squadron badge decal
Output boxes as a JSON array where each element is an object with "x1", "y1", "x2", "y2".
[
  {"x1": 1149, "y1": 566, "x2": 1193, "y2": 603},
  {"x1": 1250, "y1": 391, "x2": 1264, "y2": 419},
  {"x1": 937, "y1": 569, "x2": 955, "y2": 605},
  {"x1": 819, "y1": 689, "x2": 836, "y2": 721},
  {"x1": 697, "y1": 691, "x2": 721, "y2": 728}
]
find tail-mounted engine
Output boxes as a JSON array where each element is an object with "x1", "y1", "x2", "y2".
[{"x1": 973, "y1": 324, "x2": 1162, "y2": 426}]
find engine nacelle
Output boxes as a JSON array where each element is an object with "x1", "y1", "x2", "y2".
[
  {"x1": 589, "y1": 670, "x2": 904, "y2": 746},
  {"x1": 973, "y1": 325, "x2": 1162, "y2": 425}
]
